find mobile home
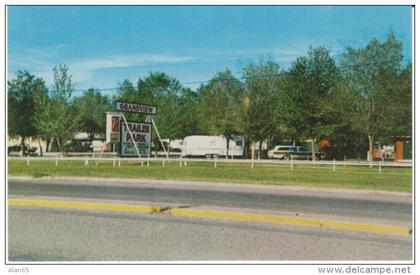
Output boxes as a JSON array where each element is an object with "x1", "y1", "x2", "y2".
[{"x1": 181, "y1": 135, "x2": 244, "y2": 158}]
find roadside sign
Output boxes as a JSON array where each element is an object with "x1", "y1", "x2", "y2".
[
  {"x1": 120, "y1": 121, "x2": 151, "y2": 157},
  {"x1": 106, "y1": 113, "x2": 122, "y2": 144},
  {"x1": 110, "y1": 133, "x2": 119, "y2": 143},
  {"x1": 115, "y1": 101, "x2": 157, "y2": 115}
]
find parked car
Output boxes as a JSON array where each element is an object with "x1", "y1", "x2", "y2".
[
  {"x1": 8, "y1": 144, "x2": 38, "y2": 156},
  {"x1": 268, "y1": 145, "x2": 320, "y2": 160},
  {"x1": 64, "y1": 140, "x2": 93, "y2": 152}
]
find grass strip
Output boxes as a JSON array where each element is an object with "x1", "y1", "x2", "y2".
[{"x1": 8, "y1": 159, "x2": 412, "y2": 193}]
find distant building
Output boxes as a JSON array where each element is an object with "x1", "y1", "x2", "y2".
[
  {"x1": 8, "y1": 132, "x2": 107, "y2": 154},
  {"x1": 394, "y1": 136, "x2": 412, "y2": 161}
]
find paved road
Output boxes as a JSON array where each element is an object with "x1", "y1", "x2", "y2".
[
  {"x1": 8, "y1": 178, "x2": 412, "y2": 224},
  {"x1": 8, "y1": 207, "x2": 412, "y2": 261},
  {"x1": 7, "y1": 178, "x2": 413, "y2": 261}
]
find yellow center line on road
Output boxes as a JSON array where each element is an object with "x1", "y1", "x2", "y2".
[
  {"x1": 8, "y1": 198, "x2": 411, "y2": 237},
  {"x1": 8, "y1": 198, "x2": 161, "y2": 214},
  {"x1": 169, "y1": 208, "x2": 412, "y2": 237}
]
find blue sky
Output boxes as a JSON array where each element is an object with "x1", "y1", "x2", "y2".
[{"x1": 7, "y1": 6, "x2": 412, "y2": 95}]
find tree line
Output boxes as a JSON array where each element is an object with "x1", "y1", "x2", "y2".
[{"x1": 8, "y1": 33, "x2": 411, "y2": 160}]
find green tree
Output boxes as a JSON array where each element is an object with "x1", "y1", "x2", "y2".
[
  {"x1": 116, "y1": 79, "x2": 138, "y2": 120},
  {"x1": 318, "y1": 83, "x2": 365, "y2": 159},
  {"x1": 284, "y1": 46, "x2": 341, "y2": 159},
  {"x1": 176, "y1": 88, "x2": 204, "y2": 137},
  {"x1": 339, "y1": 33, "x2": 409, "y2": 161},
  {"x1": 388, "y1": 64, "x2": 412, "y2": 138},
  {"x1": 200, "y1": 69, "x2": 245, "y2": 158},
  {"x1": 35, "y1": 65, "x2": 80, "y2": 152},
  {"x1": 243, "y1": 60, "x2": 282, "y2": 158},
  {"x1": 8, "y1": 71, "x2": 47, "y2": 155},
  {"x1": 117, "y1": 79, "x2": 137, "y2": 101},
  {"x1": 138, "y1": 73, "x2": 184, "y2": 152},
  {"x1": 117, "y1": 73, "x2": 185, "y2": 153},
  {"x1": 73, "y1": 88, "x2": 112, "y2": 142}
]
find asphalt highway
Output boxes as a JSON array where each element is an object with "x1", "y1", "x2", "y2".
[
  {"x1": 8, "y1": 178, "x2": 412, "y2": 224},
  {"x1": 7, "y1": 177, "x2": 413, "y2": 261},
  {"x1": 8, "y1": 207, "x2": 412, "y2": 261}
]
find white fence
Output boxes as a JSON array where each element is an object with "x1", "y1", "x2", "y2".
[{"x1": 8, "y1": 156, "x2": 412, "y2": 170}]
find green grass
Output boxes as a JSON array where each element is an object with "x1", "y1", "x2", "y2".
[{"x1": 8, "y1": 159, "x2": 412, "y2": 193}]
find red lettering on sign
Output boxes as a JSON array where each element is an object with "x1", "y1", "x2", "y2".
[{"x1": 111, "y1": 116, "x2": 120, "y2": 132}]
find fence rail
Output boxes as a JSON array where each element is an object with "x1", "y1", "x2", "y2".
[{"x1": 8, "y1": 156, "x2": 412, "y2": 168}]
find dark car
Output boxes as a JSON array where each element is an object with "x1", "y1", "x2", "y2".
[
  {"x1": 8, "y1": 144, "x2": 38, "y2": 156},
  {"x1": 64, "y1": 140, "x2": 93, "y2": 152}
]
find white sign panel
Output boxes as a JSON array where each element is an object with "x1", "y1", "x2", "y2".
[
  {"x1": 120, "y1": 121, "x2": 151, "y2": 157},
  {"x1": 115, "y1": 101, "x2": 157, "y2": 115},
  {"x1": 106, "y1": 113, "x2": 122, "y2": 143}
]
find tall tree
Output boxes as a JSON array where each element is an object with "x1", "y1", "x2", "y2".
[
  {"x1": 116, "y1": 79, "x2": 138, "y2": 120},
  {"x1": 8, "y1": 71, "x2": 47, "y2": 155},
  {"x1": 138, "y1": 73, "x2": 184, "y2": 151},
  {"x1": 388, "y1": 64, "x2": 412, "y2": 139},
  {"x1": 243, "y1": 60, "x2": 282, "y2": 158},
  {"x1": 73, "y1": 88, "x2": 112, "y2": 142},
  {"x1": 339, "y1": 33, "x2": 408, "y2": 161},
  {"x1": 200, "y1": 69, "x2": 245, "y2": 158},
  {"x1": 117, "y1": 73, "x2": 185, "y2": 153},
  {"x1": 35, "y1": 65, "x2": 80, "y2": 152},
  {"x1": 117, "y1": 79, "x2": 137, "y2": 101},
  {"x1": 177, "y1": 88, "x2": 204, "y2": 137},
  {"x1": 318, "y1": 83, "x2": 365, "y2": 159},
  {"x1": 284, "y1": 46, "x2": 341, "y2": 159}
]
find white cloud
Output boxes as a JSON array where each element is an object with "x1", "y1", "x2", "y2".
[
  {"x1": 8, "y1": 47, "x2": 196, "y2": 89},
  {"x1": 70, "y1": 54, "x2": 195, "y2": 71},
  {"x1": 8, "y1": 40, "x2": 343, "y2": 91}
]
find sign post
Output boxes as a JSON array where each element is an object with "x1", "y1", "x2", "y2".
[{"x1": 146, "y1": 115, "x2": 168, "y2": 159}]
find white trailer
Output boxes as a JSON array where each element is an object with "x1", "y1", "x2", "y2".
[{"x1": 181, "y1": 135, "x2": 244, "y2": 158}]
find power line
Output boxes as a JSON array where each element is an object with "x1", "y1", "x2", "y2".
[
  {"x1": 71, "y1": 53, "x2": 300, "y2": 93},
  {"x1": 7, "y1": 48, "x2": 395, "y2": 94},
  {"x1": 72, "y1": 73, "x2": 283, "y2": 93},
  {"x1": 71, "y1": 57, "x2": 411, "y2": 95}
]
